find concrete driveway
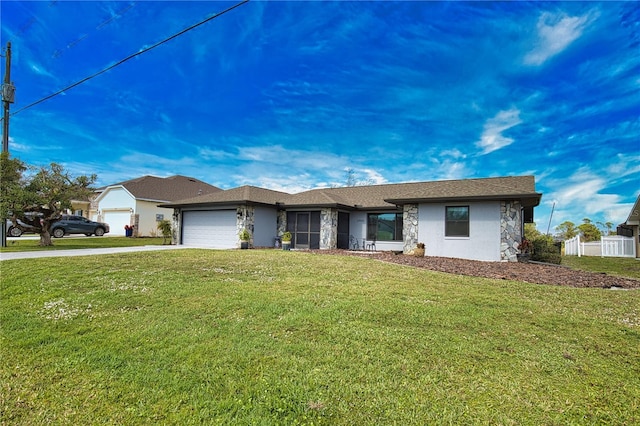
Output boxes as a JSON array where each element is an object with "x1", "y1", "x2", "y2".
[{"x1": 0, "y1": 244, "x2": 186, "y2": 261}]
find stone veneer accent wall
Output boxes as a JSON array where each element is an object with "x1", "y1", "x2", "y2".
[
  {"x1": 237, "y1": 206, "x2": 255, "y2": 247},
  {"x1": 132, "y1": 214, "x2": 140, "y2": 237},
  {"x1": 171, "y1": 208, "x2": 181, "y2": 245},
  {"x1": 500, "y1": 201, "x2": 522, "y2": 262},
  {"x1": 320, "y1": 208, "x2": 338, "y2": 250},
  {"x1": 403, "y1": 204, "x2": 419, "y2": 254},
  {"x1": 276, "y1": 210, "x2": 287, "y2": 237}
]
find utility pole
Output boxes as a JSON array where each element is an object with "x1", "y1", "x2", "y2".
[
  {"x1": 546, "y1": 201, "x2": 555, "y2": 236},
  {"x1": 1, "y1": 42, "x2": 15, "y2": 247}
]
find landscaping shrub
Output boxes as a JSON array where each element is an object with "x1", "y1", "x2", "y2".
[{"x1": 531, "y1": 234, "x2": 562, "y2": 264}]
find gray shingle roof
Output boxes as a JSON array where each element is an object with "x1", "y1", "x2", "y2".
[
  {"x1": 162, "y1": 175, "x2": 541, "y2": 209},
  {"x1": 101, "y1": 175, "x2": 221, "y2": 202},
  {"x1": 283, "y1": 176, "x2": 540, "y2": 208},
  {"x1": 384, "y1": 175, "x2": 541, "y2": 206},
  {"x1": 165, "y1": 185, "x2": 290, "y2": 207}
]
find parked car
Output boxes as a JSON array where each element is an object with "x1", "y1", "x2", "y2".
[
  {"x1": 6, "y1": 218, "x2": 39, "y2": 237},
  {"x1": 51, "y1": 215, "x2": 110, "y2": 238}
]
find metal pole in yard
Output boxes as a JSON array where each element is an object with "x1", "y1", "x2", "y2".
[{"x1": 1, "y1": 42, "x2": 15, "y2": 247}]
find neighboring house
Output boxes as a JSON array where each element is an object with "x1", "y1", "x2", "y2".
[
  {"x1": 69, "y1": 199, "x2": 92, "y2": 218},
  {"x1": 94, "y1": 175, "x2": 220, "y2": 236},
  {"x1": 618, "y1": 195, "x2": 640, "y2": 258},
  {"x1": 162, "y1": 175, "x2": 541, "y2": 262}
]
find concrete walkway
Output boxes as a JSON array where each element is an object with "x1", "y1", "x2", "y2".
[{"x1": 0, "y1": 245, "x2": 187, "y2": 261}]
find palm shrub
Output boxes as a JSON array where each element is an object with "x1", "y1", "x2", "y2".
[
  {"x1": 157, "y1": 220, "x2": 172, "y2": 245},
  {"x1": 239, "y1": 229, "x2": 251, "y2": 241},
  {"x1": 531, "y1": 234, "x2": 561, "y2": 264}
]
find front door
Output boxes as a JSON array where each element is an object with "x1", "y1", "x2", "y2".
[{"x1": 337, "y1": 211, "x2": 350, "y2": 249}]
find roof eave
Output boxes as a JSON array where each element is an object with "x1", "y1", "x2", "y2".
[
  {"x1": 139, "y1": 198, "x2": 171, "y2": 204},
  {"x1": 279, "y1": 203, "x2": 353, "y2": 210},
  {"x1": 384, "y1": 193, "x2": 542, "y2": 207},
  {"x1": 160, "y1": 200, "x2": 279, "y2": 209},
  {"x1": 280, "y1": 202, "x2": 401, "y2": 211}
]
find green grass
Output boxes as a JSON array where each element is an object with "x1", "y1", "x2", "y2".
[
  {"x1": 0, "y1": 236, "x2": 165, "y2": 252},
  {"x1": 2, "y1": 250, "x2": 639, "y2": 425},
  {"x1": 562, "y1": 255, "x2": 640, "y2": 280}
]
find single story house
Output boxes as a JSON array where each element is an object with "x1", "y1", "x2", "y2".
[
  {"x1": 93, "y1": 175, "x2": 220, "y2": 236},
  {"x1": 162, "y1": 175, "x2": 541, "y2": 262}
]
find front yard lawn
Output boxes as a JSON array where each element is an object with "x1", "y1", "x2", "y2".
[
  {"x1": 562, "y1": 255, "x2": 640, "y2": 280},
  {"x1": 2, "y1": 250, "x2": 638, "y2": 425}
]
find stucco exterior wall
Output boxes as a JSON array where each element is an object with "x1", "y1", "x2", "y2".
[
  {"x1": 418, "y1": 201, "x2": 502, "y2": 261},
  {"x1": 135, "y1": 200, "x2": 173, "y2": 237},
  {"x1": 96, "y1": 188, "x2": 136, "y2": 234},
  {"x1": 98, "y1": 188, "x2": 136, "y2": 210},
  {"x1": 97, "y1": 187, "x2": 177, "y2": 237},
  {"x1": 349, "y1": 212, "x2": 367, "y2": 245},
  {"x1": 253, "y1": 206, "x2": 278, "y2": 247}
]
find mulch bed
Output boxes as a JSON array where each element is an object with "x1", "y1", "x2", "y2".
[{"x1": 308, "y1": 250, "x2": 640, "y2": 289}]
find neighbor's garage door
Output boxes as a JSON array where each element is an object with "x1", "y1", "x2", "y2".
[
  {"x1": 103, "y1": 211, "x2": 131, "y2": 236},
  {"x1": 182, "y1": 210, "x2": 237, "y2": 248}
]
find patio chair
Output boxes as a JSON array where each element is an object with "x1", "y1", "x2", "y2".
[{"x1": 366, "y1": 236, "x2": 377, "y2": 251}]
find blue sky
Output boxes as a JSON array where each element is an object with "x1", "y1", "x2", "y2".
[{"x1": 1, "y1": 1, "x2": 639, "y2": 234}]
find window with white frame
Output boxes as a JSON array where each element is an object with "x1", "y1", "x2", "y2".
[
  {"x1": 367, "y1": 212, "x2": 403, "y2": 241},
  {"x1": 445, "y1": 206, "x2": 469, "y2": 237}
]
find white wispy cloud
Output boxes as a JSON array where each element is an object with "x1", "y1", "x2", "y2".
[
  {"x1": 29, "y1": 61, "x2": 56, "y2": 79},
  {"x1": 238, "y1": 144, "x2": 347, "y2": 171},
  {"x1": 606, "y1": 153, "x2": 640, "y2": 180},
  {"x1": 361, "y1": 169, "x2": 388, "y2": 186},
  {"x1": 547, "y1": 167, "x2": 622, "y2": 220},
  {"x1": 524, "y1": 10, "x2": 594, "y2": 66},
  {"x1": 6, "y1": 137, "x2": 29, "y2": 154},
  {"x1": 475, "y1": 108, "x2": 523, "y2": 155}
]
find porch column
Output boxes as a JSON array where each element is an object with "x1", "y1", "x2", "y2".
[
  {"x1": 171, "y1": 209, "x2": 181, "y2": 245},
  {"x1": 500, "y1": 201, "x2": 522, "y2": 262},
  {"x1": 403, "y1": 204, "x2": 419, "y2": 254},
  {"x1": 277, "y1": 210, "x2": 287, "y2": 236},
  {"x1": 320, "y1": 208, "x2": 338, "y2": 250},
  {"x1": 237, "y1": 206, "x2": 255, "y2": 247}
]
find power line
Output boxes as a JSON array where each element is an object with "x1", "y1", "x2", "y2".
[{"x1": 8, "y1": 0, "x2": 249, "y2": 118}]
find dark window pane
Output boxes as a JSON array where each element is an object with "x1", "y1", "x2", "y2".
[
  {"x1": 367, "y1": 215, "x2": 378, "y2": 239},
  {"x1": 337, "y1": 212, "x2": 349, "y2": 234},
  {"x1": 310, "y1": 233, "x2": 320, "y2": 249},
  {"x1": 446, "y1": 206, "x2": 468, "y2": 221},
  {"x1": 446, "y1": 221, "x2": 469, "y2": 236},
  {"x1": 396, "y1": 213, "x2": 403, "y2": 239},
  {"x1": 297, "y1": 213, "x2": 309, "y2": 232},
  {"x1": 310, "y1": 211, "x2": 321, "y2": 232},
  {"x1": 297, "y1": 232, "x2": 309, "y2": 245},
  {"x1": 286, "y1": 212, "x2": 295, "y2": 233},
  {"x1": 445, "y1": 206, "x2": 469, "y2": 237},
  {"x1": 367, "y1": 212, "x2": 403, "y2": 241}
]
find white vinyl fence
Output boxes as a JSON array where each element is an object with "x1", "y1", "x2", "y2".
[
  {"x1": 564, "y1": 235, "x2": 582, "y2": 256},
  {"x1": 601, "y1": 236, "x2": 636, "y2": 257},
  {"x1": 564, "y1": 235, "x2": 636, "y2": 258}
]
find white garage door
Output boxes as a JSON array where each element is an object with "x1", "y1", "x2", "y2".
[
  {"x1": 182, "y1": 210, "x2": 237, "y2": 248},
  {"x1": 103, "y1": 211, "x2": 131, "y2": 236}
]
